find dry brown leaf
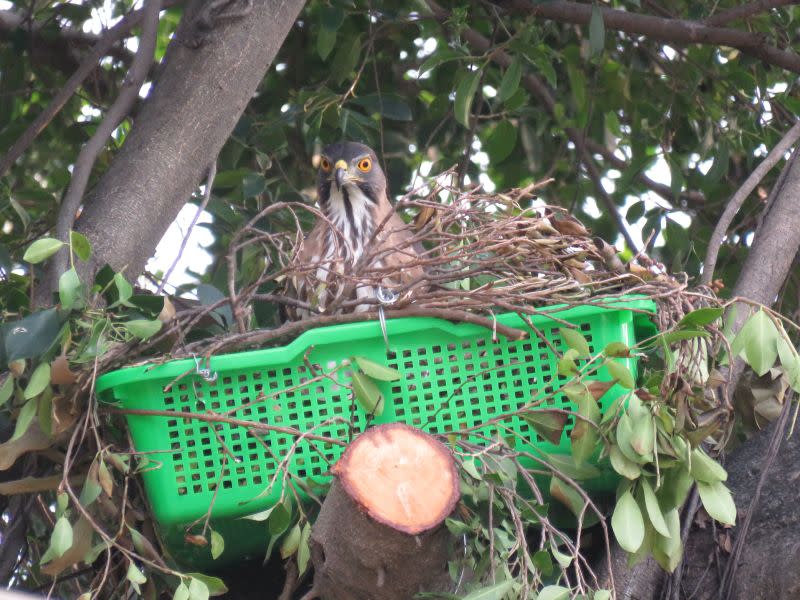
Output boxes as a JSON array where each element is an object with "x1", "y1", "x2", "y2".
[
  {"x1": 98, "y1": 459, "x2": 114, "y2": 497},
  {"x1": 0, "y1": 474, "x2": 84, "y2": 495},
  {"x1": 587, "y1": 380, "x2": 615, "y2": 401},
  {"x1": 551, "y1": 215, "x2": 590, "y2": 237},
  {"x1": 52, "y1": 394, "x2": 78, "y2": 435},
  {"x1": 0, "y1": 421, "x2": 52, "y2": 470},
  {"x1": 158, "y1": 297, "x2": 177, "y2": 323},
  {"x1": 185, "y1": 533, "x2": 209, "y2": 547},
  {"x1": 50, "y1": 355, "x2": 77, "y2": 386}
]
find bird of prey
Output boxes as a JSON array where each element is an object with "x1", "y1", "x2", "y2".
[{"x1": 284, "y1": 142, "x2": 425, "y2": 318}]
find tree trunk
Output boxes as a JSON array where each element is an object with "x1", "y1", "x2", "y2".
[
  {"x1": 43, "y1": 0, "x2": 305, "y2": 297},
  {"x1": 310, "y1": 423, "x2": 459, "y2": 600}
]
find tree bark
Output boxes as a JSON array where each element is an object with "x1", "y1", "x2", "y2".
[
  {"x1": 45, "y1": 0, "x2": 304, "y2": 295},
  {"x1": 310, "y1": 423, "x2": 459, "y2": 600}
]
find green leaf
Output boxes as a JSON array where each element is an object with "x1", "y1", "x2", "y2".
[
  {"x1": 350, "y1": 94, "x2": 413, "y2": 121},
  {"x1": 124, "y1": 319, "x2": 162, "y2": 340},
  {"x1": 594, "y1": 591, "x2": 612, "y2": 600},
  {"x1": 697, "y1": 480, "x2": 736, "y2": 525},
  {"x1": 43, "y1": 516, "x2": 73, "y2": 562},
  {"x1": 320, "y1": 5, "x2": 344, "y2": 31},
  {"x1": 188, "y1": 577, "x2": 210, "y2": 600},
  {"x1": 629, "y1": 413, "x2": 655, "y2": 458},
  {"x1": 0, "y1": 375, "x2": 13, "y2": 407},
  {"x1": 536, "y1": 585, "x2": 570, "y2": 600},
  {"x1": 609, "y1": 445, "x2": 640, "y2": 480},
  {"x1": 24, "y1": 362, "x2": 50, "y2": 399},
  {"x1": 641, "y1": 478, "x2": 670, "y2": 537},
  {"x1": 705, "y1": 142, "x2": 729, "y2": 184},
  {"x1": 522, "y1": 409, "x2": 568, "y2": 445},
  {"x1": 677, "y1": 307, "x2": 723, "y2": 328},
  {"x1": 733, "y1": 310, "x2": 779, "y2": 376},
  {"x1": 607, "y1": 360, "x2": 635, "y2": 389},
  {"x1": 550, "y1": 476, "x2": 585, "y2": 518},
  {"x1": 23, "y1": 238, "x2": 64, "y2": 264},
  {"x1": 59, "y1": 268, "x2": 82, "y2": 311},
  {"x1": 331, "y1": 34, "x2": 362, "y2": 85},
  {"x1": 12, "y1": 398, "x2": 37, "y2": 440},
  {"x1": 462, "y1": 459, "x2": 482, "y2": 480},
  {"x1": 184, "y1": 573, "x2": 228, "y2": 596},
  {"x1": 542, "y1": 452, "x2": 602, "y2": 480},
  {"x1": 570, "y1": 392, "x2": 600, "y2": 466},
  {"x1": 612, "y1": 490, "x2": 645, "y2": 552},
  {"x1": 560, "y1": 327, "x2": 591, "y2": 357},
  {"x1": 127, "y1": 561, "x2": 147, "y2": 585},
  {"x1": 589, "y1": 4, "x2": 605, "y2": 56},
  {"x1": 689, "y1": 448, "x2": 727, "y2": 483},
  {"x1": 317, "y1": 27, "x2": 337, "y2": 60},
  {"x1": 280, "y1": 523, "x2": 302, "y2": 559},
  {"x1": 352, "y1": 371, "x2": 384, "y2": 416},
  {"x1": 463, "y1": 580, "x2": 514, "y2": 600},
  {"x1": 454, "y1": 70, "x2": 481, "y2": 128},
  {"x1": 652, "y1": 508, "x2": 682, "y2": 572},
  {"x1": 78, "y1": 472, "x2": 102, "y2": 507},
  {"x1": 297, "y1": 522, "x2": 312, "y2": 576},
  {"x1": 242, "y1": 173, "x2": 267, "y2": 198},
  {"x1": 113, "y1": 272, "x2": 133, "y2": 306},
  {"x1": 604, "y1": 342, "x2": 630, "y2": 357},
  {"x1": 240, "y1": 506, "x2": 276, "y2": 522},
  {"x1": 532, "y1": 550, "x2": 554, "y2": 576},
  {"x1": 173, "y1": 583, "x2": 190, "y2": 600},
  {"x1": 417, "y1": 47, "x2": 464, "y2": 77},
  {"x1": 660, "y1": 329, "x2": 710, "y2": 345},
  {"x1": 268, "y1": 501, "x2": 292, "y2": 536},
  {"x1": 485, "y1": 120, "x2": 518, "y2": 164},
  {"x1": 498, "y1": 58, "x2": 522, "y2": 102},
  {"x1": 69, "y1": 231, "x2": 91, "y2": 261},
  {"x1": 354, "y1": 356, "x2": 400, "y2": 381},
  {"x1": 210, "y1": 530, "x2": 224, "y2": 560}
]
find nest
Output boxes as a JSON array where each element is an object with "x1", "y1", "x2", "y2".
[{"x1": 178, "y1": 172, "x2": 703, "y2": 357}]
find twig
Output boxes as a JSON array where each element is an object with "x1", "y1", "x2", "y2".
[
  {"x1": 157, "y1": 161, "x2": 217, "y2": 294},
  {"x1": 701, "y1": 120, "x2": 800, "y2": 285},
  {"x1": 704, "y1": 0, "x2": 795, "y2": 26},
  {"x1": 0, "y1": 1, "x2": 172, "y2": 178},
  {"x1": 508, "y1": 0, "x2": 800, "y2": 74},
  {"x1": 53, "y1": 0, "x2": 163, "y2": 274}
]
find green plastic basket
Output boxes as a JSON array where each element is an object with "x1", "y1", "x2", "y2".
[{"x1": 96, "y1": 296, "x2": 655, "y2": 568}]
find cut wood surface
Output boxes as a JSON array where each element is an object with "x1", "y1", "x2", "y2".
[
  {"x1": 310, "y1": 423, "x2": 460, "y2": 599},
  {"x1": 331, "y1": 422, "x2": 460, "y2": 534}
]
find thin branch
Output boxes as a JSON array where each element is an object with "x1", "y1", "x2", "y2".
[
  {"x1": 704, "y1": 0, "x2": 795, "y2": 27},
  {"x1": 157, "y1": 161, "x2": 217, "y2": 294},
  {"x1": 701, "y1": 120, "x2": 800, "y2": 285},
  {"x1": 509, "y1": 0, "x2": 800, "y2": 74},
  {"x1": 0, "y1": 2, "x2": 179, "y2": 179},
  {"x1": 425, "y1": 0, "x2": 639, "y2": 252},
  {"x1": 54, "y1": 0, "x2": 163, "y2": 272}
]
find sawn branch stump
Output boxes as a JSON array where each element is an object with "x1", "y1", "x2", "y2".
[{"x1": 309, "y1": 423, "x2": 460, "y2": 600}]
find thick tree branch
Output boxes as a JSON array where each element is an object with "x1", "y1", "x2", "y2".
[
  {"x1": 701, "y1": 120, "x2": 800, "y2": 285},
  {"x1": 54, "y1": 0, "x2": 163, "y2": 260},
  {"x1": 509, "y1": 0, "x2": 800, "y2": 74},
  {"x1": 46, "y1": 0, "x2": 305, "y2": 296},
  {"x1": 0, "y1": 2, "x2": 179, "y2": 179},
  {"x1": 704, "y1": 0, "x2": 795, "y2": 27}
]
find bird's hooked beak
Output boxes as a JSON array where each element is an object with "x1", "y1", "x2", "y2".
[{"x1": 333, "y1": 159, "x2": 349, "y2": 190}]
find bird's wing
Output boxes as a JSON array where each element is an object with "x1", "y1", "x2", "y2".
[{"x1": 372, "y1": 212, "x2": 426, "y2": 288}]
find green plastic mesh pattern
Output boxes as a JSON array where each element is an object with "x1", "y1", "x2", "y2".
[{"x1": 96, "y1": 298, "x2": 655, "y2": 567}]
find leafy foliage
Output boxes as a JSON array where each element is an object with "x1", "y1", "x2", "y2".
[{"x1": 2, "y1": 0, "x2": 800, "y2": 597}]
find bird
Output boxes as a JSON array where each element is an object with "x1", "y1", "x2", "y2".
[{"x1": 283, "y1": 141, "x2": 425, "y2": 319}]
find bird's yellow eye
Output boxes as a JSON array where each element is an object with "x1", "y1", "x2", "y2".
[
  {"x1": 320, "y1": 157, "x2": 332, "y2": 172},
  {"x1": 357, "y1": 158, "x2": 372, "y2": 172}
]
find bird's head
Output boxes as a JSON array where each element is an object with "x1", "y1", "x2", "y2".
[{"x1": 317, "y1": 142, "x2": 387, "y2": 207}]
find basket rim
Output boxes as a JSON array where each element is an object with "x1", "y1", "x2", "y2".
[{"x1": 95, "y1": 294, "x2": 656, "y2": 398}]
